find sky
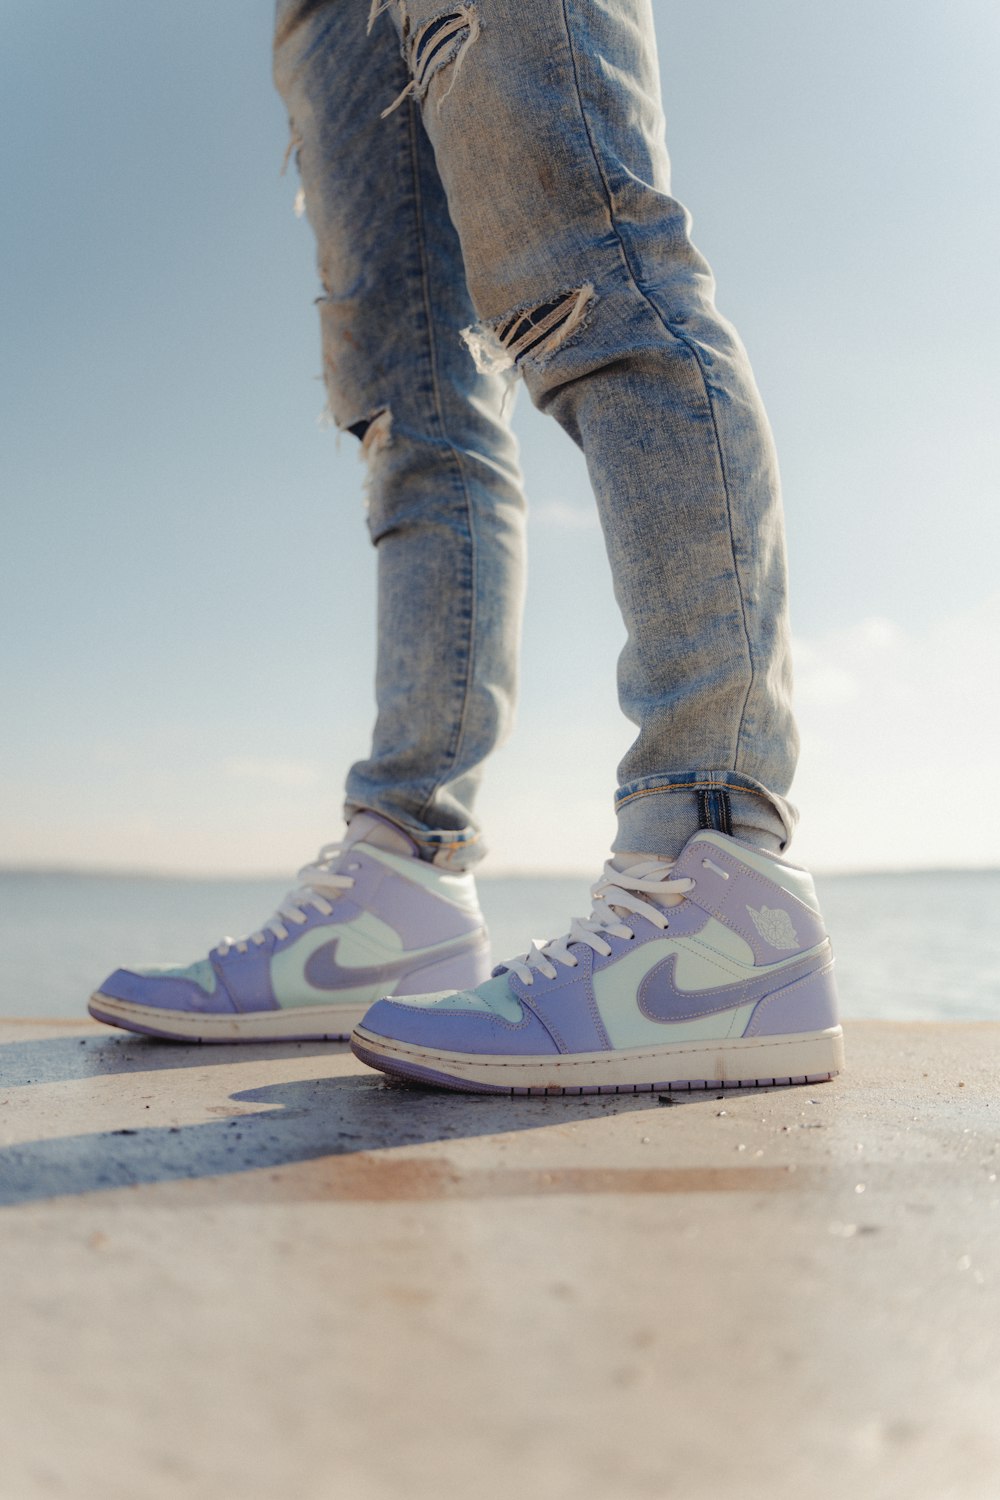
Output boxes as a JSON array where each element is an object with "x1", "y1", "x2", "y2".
[{"x1": 2, "y1": 1, "x2": 999, "y2": 876}]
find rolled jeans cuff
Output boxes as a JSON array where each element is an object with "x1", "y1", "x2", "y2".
[
  {"x1": 343, "y1": 799, "x2": 485, "y2": 871},
  {"x1": 614, "y1": 770, "x2": 798, "y2": 860}
]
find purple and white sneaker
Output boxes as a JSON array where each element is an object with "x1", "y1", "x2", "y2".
[
  {"x1": 88, "y1": 813, "x2": 490, "y2": 1042},
  {"x1": 351, "y1": 830, "x2": 844, "y2": 1094}
]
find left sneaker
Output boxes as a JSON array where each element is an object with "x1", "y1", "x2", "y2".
[
  {"x1": 351, "y1": 829, "x2": 844, "y2": 1094},
  {"x1": 88, "y1": 812, "x2": 490, "y2": 1042}
]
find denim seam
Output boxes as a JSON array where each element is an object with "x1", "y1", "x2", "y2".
[
  {"x1": 402, "y1": 97, "x2": 479, "y2": 827},
  {"x1": 558, "y1": 0, "x2": 756, "y2": 775},
  {"x1": 657, "y1": 327, "x2": 756, "y2": 774},
  {"x1": 616, "y1": 781, "x2": 773, "y2": 808}
]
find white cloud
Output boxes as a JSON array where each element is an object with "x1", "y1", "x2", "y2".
[
  {"x1": 530, "y1": 497, "x2": 599, "y2": 531},
  {"x1": 222, "y1": 757, "x2": 322, "y2": 788},
  {"x1": 10, "y1": 604, "x2": 996, "y2": 878},
  {"x1": 481, "y1": 599, "x2": 1000, "y2": 874},
  {"x1": 790, "y1": 594, "x2": 1000, "y2": 870}
]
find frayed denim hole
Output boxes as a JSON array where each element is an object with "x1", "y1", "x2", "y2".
[
  {"x1": 412, "y1": 11, "x2": 472, "y2": 85},
  {"x1": 462, "y1": 286, "x2": 595, "y2": 377},
  {"x1": 418, "y1": 29, "x2": 466, "y2": 83},
  {"x1": 496, "y1": 295, "x2": 572, "y2": 349},
  {"x1": 414, "y1": 14, "x2": 461, "y2": 65},
  {"x1": 381, "y1": 7, "x2": 478, "y2": 116},
  {"x1": 505, "y1": 286, "x2": 596, "y2": 365}
]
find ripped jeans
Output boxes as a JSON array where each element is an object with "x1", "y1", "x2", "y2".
[{"x1": 273, "y1": 0, "x2": 799, "y2": 868}]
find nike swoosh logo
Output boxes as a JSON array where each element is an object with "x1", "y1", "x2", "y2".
[
  {"x1": 638, "y1": 948, "x2": 828, "y2": 1024},
  {"x1": 303, "y1": 934, "x2": 477, "y2": 992}
]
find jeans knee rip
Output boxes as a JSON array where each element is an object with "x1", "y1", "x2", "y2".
[
  {"x1": 461, "y1": 284, "x2": 597, "y2": 376},
  {"x1": 379, "y1": 5, "x2": 480, "y2": 117},
  {"x1": 335, "y1": 407, "x2": 393, "y2": 513},
  {"x1": 279, "y1": 122, "x2": 307, "y2": 217},
  {"x1": 348, "y1": 406, "x2": 394, "y2": 459}
]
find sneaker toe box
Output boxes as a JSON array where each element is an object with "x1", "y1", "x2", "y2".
[
  {"x1": 359, "y1": 993, "x2": 560, "y2": 1055},
  {"x1": 94, "y1": 964, "x2": 236, "y2": 1015}
]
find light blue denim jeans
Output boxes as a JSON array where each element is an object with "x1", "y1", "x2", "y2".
[{"x1": 273, "y1": 0, "x2": 799, "y2": 868}]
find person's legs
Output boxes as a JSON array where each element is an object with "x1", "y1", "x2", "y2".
[
  {"x1": 375, "y1": 0, "x2": 796, "y2": 857},
  {"x1": 351, "y1": 0, "x2": 844, "y2": 1092},
  {"x1": 274, "y1": 0, "x2": 527, "y2": 870},
  {"x1": 87, "y1": 1, "x2": 533, "y2": 1040}
]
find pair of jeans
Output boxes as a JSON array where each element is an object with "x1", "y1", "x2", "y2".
[{"x1": 273, "y1": 0, "x2": 799, "y2": 869}]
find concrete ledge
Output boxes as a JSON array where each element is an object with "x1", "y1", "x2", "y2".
[{"x1": 1, "y1": 1020, "x2": 998, "y2": 1499}]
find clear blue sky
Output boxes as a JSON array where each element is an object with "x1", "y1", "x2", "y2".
[{"x1": 2, "y1": 1, "x2": 998, "y2": 874}]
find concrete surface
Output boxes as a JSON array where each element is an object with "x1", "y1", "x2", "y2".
[{"x1": 0, "y1": 1018, "x2": 998, "y2": 1500}]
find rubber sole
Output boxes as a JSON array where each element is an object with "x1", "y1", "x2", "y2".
[
  {"x1": 350, "y1": 1025, "x2": 845, "y2": 1095},
  {"x1": 88, "y1": 992, "x2": 365, "y2": 1043}
]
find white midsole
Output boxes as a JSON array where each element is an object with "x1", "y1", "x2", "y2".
[
  {"x1": 88, "y1": 993, "x2": 366, "y2": 1041},
  {"x1": 352, "y1": 1025, "x2": 846, "y2": 1087}
]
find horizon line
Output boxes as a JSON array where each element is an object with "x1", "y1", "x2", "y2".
[{"x1": 2, "y1": 861, "x2": 998, "y2": 883}]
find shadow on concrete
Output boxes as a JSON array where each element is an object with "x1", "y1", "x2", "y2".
[
  {"x1": 1, "y1": 1033, "x2": 343, "y2": 1088},
  {"x1": 0, "y1": 1064, "x2": 770, "y2": 1207},
  {"x1": 0, "y1": 1027, "x2": 825, "y2": 1208}
]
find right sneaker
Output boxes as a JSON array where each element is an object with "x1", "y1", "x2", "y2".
[
  {"x1": 88, "y1": 812, "x2": 490, "y2": 1042},
  {"x1": 351, "y1": 830, "x2": 844, "y2": 1094}
]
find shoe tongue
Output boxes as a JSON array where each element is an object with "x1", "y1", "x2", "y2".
[
  {"x1": 610, "y1": 850, "x2": 669, "y2": 874},
  {"x1": 343, "y1": 811, "x2": 420, "y2": 859},
  {"x1": 607, "y1": 851, "x2": 686, "y2": 909}
]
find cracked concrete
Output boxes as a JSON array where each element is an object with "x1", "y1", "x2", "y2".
[{"x1": 1, "y1": 1020, "x2": 998, "y2": 1499}]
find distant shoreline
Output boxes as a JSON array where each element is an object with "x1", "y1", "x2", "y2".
[{"x1": 2, "y1": 863, "x2": 998, "y2": 883}]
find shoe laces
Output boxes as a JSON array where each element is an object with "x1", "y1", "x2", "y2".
[
  {"x1": 216, "y1": 843, "x2": 358, "y2": 956},
  {"x1": 502, "y1": 858, "x2": 695, "y2": 986}
]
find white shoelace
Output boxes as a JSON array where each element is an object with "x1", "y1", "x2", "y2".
[
  {"x1": 503, "y1": 858, "x2": 695, "y2": 985},
  {"x1": 216, "y1": 843, "x2": 357, "y2": 956}
]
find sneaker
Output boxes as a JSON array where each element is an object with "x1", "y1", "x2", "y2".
[
  {"x1": 351, "y1": 830, "x2": 844, "y2": 1093},
  {"x1": 88, "y1": 813, "x2": 491, "y2": 1042}
]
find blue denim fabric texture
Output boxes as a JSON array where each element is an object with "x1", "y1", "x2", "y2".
[{"x1": 273, "y1": 0, "x2": 799, "y2": 868}]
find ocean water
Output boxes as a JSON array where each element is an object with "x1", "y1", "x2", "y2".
[{"x1": 0, "y1": 868, "x2": 998, "y2": 1023}]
